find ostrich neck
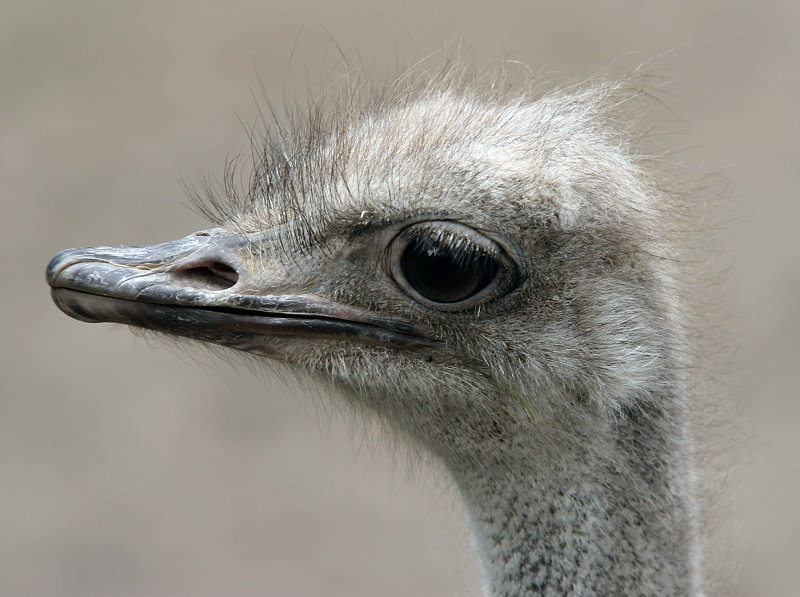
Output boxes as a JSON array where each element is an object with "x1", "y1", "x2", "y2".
[{"x1": 451, "y1": 408, "x2": 703, "y2": 597}]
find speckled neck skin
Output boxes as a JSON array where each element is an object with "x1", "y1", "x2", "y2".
[{"x1": 452, "y1": 414, "x2": 702, "y2": 597}]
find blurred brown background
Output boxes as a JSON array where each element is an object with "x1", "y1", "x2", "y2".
[{"x1": 2, "y1": 2, "x2": 798, "y2": 596}]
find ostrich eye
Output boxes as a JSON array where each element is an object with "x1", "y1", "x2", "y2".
[
  {"x1": 389, "y1": 221, "x2": 513, "y2": 310},
  {"x1": 400, "y1": 238, "x2": 499, "y2": 303}
]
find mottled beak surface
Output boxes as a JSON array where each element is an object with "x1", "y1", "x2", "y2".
[{"x1": 46, "y1": 228, "x2": 431, "y2": 356}]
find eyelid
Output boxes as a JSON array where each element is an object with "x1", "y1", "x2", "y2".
[{"x1": 398, "y1": 222, "x2": 501, "y2": 259}]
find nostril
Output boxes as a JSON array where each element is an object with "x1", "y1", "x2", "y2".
[{"x1": 172, "y1": 261, "x2": 239, "y2": 291}]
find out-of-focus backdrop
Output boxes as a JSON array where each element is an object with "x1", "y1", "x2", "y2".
[{"x1": 2, "y1": 2, "x2": 798, "y2": 596}]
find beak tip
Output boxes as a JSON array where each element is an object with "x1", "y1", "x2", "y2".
[{"x1": 46, "y1": 248, "x2": 79, "y2": 288}]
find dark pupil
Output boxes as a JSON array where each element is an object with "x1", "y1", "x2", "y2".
[{"x1": 400, "y1": 238, "x2": 499, "y2": 303}]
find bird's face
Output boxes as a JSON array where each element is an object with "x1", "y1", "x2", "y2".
[
  {"x1": 47, "y1": 92, "x2": 675, "y2": 467},
  {"x1": 46, "y1": 211, "x2": 537, "y2": 465}
]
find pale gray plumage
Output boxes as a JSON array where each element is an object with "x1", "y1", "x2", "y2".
[{"x1": 47, "y1": 68, "x2": 705, "y2": 596}]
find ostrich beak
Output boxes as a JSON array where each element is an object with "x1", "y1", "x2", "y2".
[{"x1": 46, "y1": 228, "x2": 432, "y2": 355}]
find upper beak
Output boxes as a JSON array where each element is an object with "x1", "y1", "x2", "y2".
[{"x1": 46, "y1": 228, "x2": 433, "y2": 356}]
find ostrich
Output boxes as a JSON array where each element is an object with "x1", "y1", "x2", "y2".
[{"x1": 46, "y1": 71, "x2": 706, "y2": 596}]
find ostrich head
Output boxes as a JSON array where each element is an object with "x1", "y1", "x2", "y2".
[{"x1": 47, "y1": 74, "x2": 702, "y2": 595}]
